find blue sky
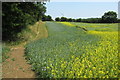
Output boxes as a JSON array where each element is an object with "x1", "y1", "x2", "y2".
[
  {"x1": 50, "y1": 0, "x2": 119, "y2": 2},
  {"x1": 45, "y1": 2, "x2": 118, "y2": 20}
]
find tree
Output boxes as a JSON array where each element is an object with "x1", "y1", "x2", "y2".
[
  {"x1": 42, "y1": 15, "x2": 47, "y2": 21},
  {"x1": 35, "y1": 2, "x2": 46, "y2": 21},
  {"x1": 72, "y1": 19, "x2": 76, "y2": 22},
  {"x1": 67, "y1": 18, "x2": 73, "y2": 22},
  {"x1": 47, "y1": 15, "x2": 53, "y2": 21},
  {"x1": 42, "y1": 15, "x2": 53, "y2": 21},
  {"x1": 118, "y1": 19, "x2": 120, "y2": 23},
  {"x1": 101, "y1": 11, "x2": 117, "y2": 23},
  {"x1": 2, "y1": 2, "x2": 46, "y2": 41},
  {"x1": 60, "y1": 17, "x2": 67, "y2": 21},
  {"x1": 55, "y1": 17, "x2": 60, "y2": 21},
  {"x1": 76, "y1": 18, "x2": 81, "y2": 22}
]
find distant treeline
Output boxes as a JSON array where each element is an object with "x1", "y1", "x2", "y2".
[
  {"x1": 43, "y1": 11, "x2": 119, "y2": 23},
  {"x1": 2, "y1": 2, "x2": 46, "y2": 41},
  {"x1": 54, "y1": 11, "x2": 119, "y2": 23},
  {"x1": 55, "y1": 17, "x2": 120, "y2": 23}
]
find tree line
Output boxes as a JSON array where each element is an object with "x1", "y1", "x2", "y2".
[
  {"x1": 54, "y1": 11, "x2": 119, "y2": 23},
  {"x1": 43, "y1": 11, "x2": 119, "y2": 23}
]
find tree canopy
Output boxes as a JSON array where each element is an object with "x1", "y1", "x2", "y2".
[
  {"x1": 2, "y1": 2, "x2": 46, "y2": 41},
  {"x1": 55, "y1": 17, "x2": 60, "y2": 21},
  {"x1": 42, "y1": 15, "x2": 53, "y2": 21},
  {"x1": 102, "y1": 11, "x2": 117, "y2": 23}
]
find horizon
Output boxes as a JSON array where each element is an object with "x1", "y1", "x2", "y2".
[{"x1": 45, "y1": 2, "x2": 118, "y2": 20}]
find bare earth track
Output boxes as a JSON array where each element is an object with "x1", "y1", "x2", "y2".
[
  {"x1": 2, "y1": 21, "x2": 48, "y2": 78},
  {"x1": 2, "y1": 46, "x2": 36, "y2": 78}
]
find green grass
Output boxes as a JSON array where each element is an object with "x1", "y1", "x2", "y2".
[
  {"x1": 25, "y1": 22, "x2": 118, "y2": 78},
  {"x1": 2, "y1": 21, "x2": 48, "y2": 62},
  {"x1": 17, "y1": 21, "x2": 48, "y2": 45},
  {"x1": 2, "y1": 45, "x2": 10, "y2": 62},
  {"x1": 11, "y1": 58, "x2": 15, "y2": 61}
]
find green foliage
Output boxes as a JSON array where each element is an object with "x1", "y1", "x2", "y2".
[
  {"x1": 11, "y1": 58, "x2": 15, "y2": 61},
  {"x1": 55, "y1": 11, "x2": 118, "y2": 23},
  {"x1": 60, "y1": 17, "x2": 67, "y2": 21},
  {"x1": 18, "y1": 21, "x2": 48, "y2": 42},
  {"x1": 55, "y1": 17, "x2": 102, "y2": 23},
  {"x1": 67, "y1": 18, "x2": 73, "y2": 22},
  {"x1": 102, "y1": 11, "x2": 117, "y2": 23},
  {"x1": 81, "y1": 18, "x2": 102, "y2": 23},
  {"x1": 25, "y1": 22, "x2": 118, "y2": 78},
  {"x1": 76, "y1": 18, "x2": 81, "y2": 22},
  {"x1": 2, "y1": 2, "x2": 46, "y2": 41},
  {"x1": 42, "y1": 15, "x2": 53, "y2": 21},
  {"x1": 118, "y1": 19, "x2": 120, "y2": 23},
  {"x1": 55, "y1": 17, "x2": 60, "y2": 21},
  {"x1": 2, "y1": 45, "x2": 10, "y2": 62}
]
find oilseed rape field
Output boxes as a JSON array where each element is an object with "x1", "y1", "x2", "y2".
[{"x1": 25, "y1": 22, "x2": 118, "y2": 78}]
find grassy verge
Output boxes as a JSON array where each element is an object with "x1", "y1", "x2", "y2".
[
  {"x1": 2, "y1": 21, "x2": 48, "y2": 62},
  {"x1": 2, "y1": 44, "x2": 10, "y2": 62},
  {"x1": 17, "y1": 21, "x2": 48, "y2": 45}
]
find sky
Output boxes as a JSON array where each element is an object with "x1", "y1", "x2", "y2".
[
  {"x1": 50, "y1": 0, "x2": 119, "y2": 2},
  {"x1": 45, "y1": 1, "x2": 119, "y2": 20}
]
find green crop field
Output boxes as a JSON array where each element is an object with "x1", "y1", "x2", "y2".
[{"x1": 25, "y1": 22, "x2": 118, "y2": 78}]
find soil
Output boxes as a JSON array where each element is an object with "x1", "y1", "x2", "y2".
[
  {"x1": 2, "y1": 46, "x2": 36, "y2": 78},
  {"x1": 2, "y1": 21, "x2": 48, "y2": 78}
]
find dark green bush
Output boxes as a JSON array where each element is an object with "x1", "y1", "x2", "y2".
[{"x1": 2, "y1": 2, "x2": 46, "y2": 41}]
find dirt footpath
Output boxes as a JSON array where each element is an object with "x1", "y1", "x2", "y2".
[
  {"x1": 2, "y1": 21, "x2": 48, "y2": 78},
  {"x1": 2, "y1": 46, "x2": 36, "y2": 78}
]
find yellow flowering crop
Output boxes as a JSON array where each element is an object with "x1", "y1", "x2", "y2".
[
  {"x1": 58, "y1": 22, "x2": 76, "y2": 27},
  {"x1": 25, "y1": 22, "x2": 118, "y2": 78}
]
